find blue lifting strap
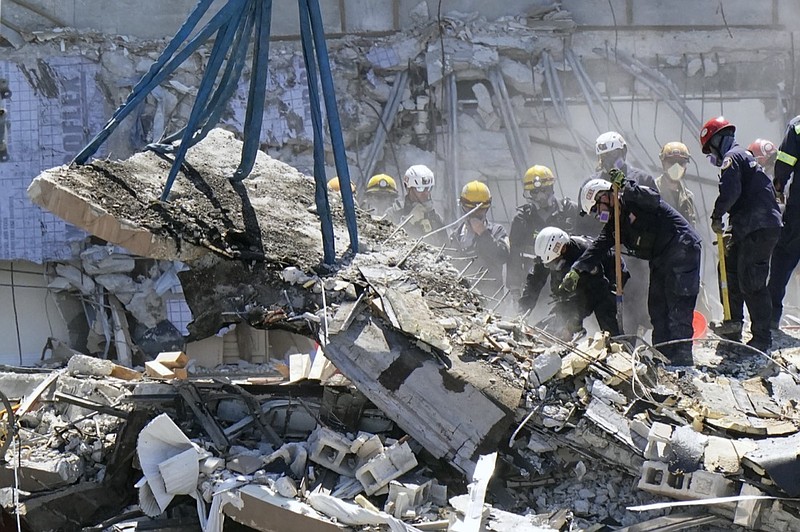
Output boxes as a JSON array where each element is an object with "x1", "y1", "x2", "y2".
[{"x1": 72, "y1": 0, "x2": 358, "y2": 265}]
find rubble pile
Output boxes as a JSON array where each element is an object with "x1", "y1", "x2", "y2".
[{"x1": 3, "y1": 129, "x2": 800, "y2": 530}]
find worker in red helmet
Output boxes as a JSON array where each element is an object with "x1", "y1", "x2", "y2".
[
  {"x1": 702, "y1": 117, "x2": 782, "y2": 352},
  {"x1": 769, "y1": 116, "x2": 800, "y2": 328},
  {"x1": 748, "y1": 138, "x2": 778, "y2": 174}
]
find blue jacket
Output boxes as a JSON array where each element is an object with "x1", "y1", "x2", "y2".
[
  {"x1": 775, "y1": 115, "x2": 800, "y2": 206},
  {"x1": 573, "y1": 182, "x2": 700, "y2": 273},
  {"x1": 711, "y1": 143, "x2": 782, "y2": 240}
]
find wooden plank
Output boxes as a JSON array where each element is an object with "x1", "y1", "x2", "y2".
[{"x1": 16, "y1": 370, "x2": 62, "y2": 417}]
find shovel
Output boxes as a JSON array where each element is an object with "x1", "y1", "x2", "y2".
[
  {"x1": 612, "y1": 181, "x2": 624, "y2": 334},
  {"x1": 710, "y1": 232, "x2": 741, "y2": 336}
]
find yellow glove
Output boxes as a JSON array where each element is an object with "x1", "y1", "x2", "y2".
[
  {"x1": 608, "y1": 168, "x2": 626, "y2": 188},
  {"x1": 559, "y1": 269, "x2": 580, "y2": 292}
]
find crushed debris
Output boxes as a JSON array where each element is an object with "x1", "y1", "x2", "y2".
[{"x1": 2, "y1": 130, "x2": 799, "y2": 532}]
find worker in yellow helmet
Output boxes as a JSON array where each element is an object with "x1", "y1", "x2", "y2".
[
  {"x1": 654, "y1": 141, "x2": 697, "y2": 226},
  {"x1": 362, "y1": 174, "x2": 397, "y2": 217},
  {"x1": 448, "y1": 181, "x2": 510, "y2": 299},
  {"x1": 327, "y1": 176, "x2": 356, "y2": 195},
  {"x1": 508, "y1": 165, "x2": 589, "y2": 299}
]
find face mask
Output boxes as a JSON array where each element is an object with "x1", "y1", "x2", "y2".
[
  {"x1": 706, "y1": 154, "x2": 720, "y2": 167},
  {"x1": 600, "y1": 155, "x2": 625, "y2": 172},
  {"x1": 545, "y1": 258, "x2": 566, "y2": 271},
  {"x1": 666, "y1": 163, "x2": 685, "y2": 181},
  {"x1": 598, "y1": 211, "x2": 610, "y2": 223}
]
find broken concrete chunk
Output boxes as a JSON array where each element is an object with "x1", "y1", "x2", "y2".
[
  {"x1": 227, "y1": 454, "x2": 265, "y2": 475},
  {"x1": 54, "y1": 263, "x2": 96, "y2": 295},
  {"x1": 533, "y1": 350, "x2": 562, "y2": 385},
  {"x1": 350, "y1": 432, "x2": 384, "y2": 462},
  {"x1": 67, "y1": 354, "x2": 114, "y2": 377},
  {"x1": 355, "y1": 441, "x2": 418, "y2": 496},
  {"x1": 274, "y1": 476, "x2": 298, "y2": 498},
  {"x1": 81, "y1": 246, "x2": 135, "y2": 275},
  {"x1": 589, "y1": 380, "x2": 626, "y2": 406},
  {"x1": 670, "y1": 425, "x2": 709, "y2": 473}
]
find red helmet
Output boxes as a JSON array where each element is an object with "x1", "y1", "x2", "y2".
[
  {"x1": 747, "y1": 138, "x2": 777, "y2": 167},
  {"x1": 700, "y1": 117, "x2": 736, "y2": 154}
]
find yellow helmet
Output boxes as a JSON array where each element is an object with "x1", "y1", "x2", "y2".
[
  {"x1": 659, "y1": 141, "x2": 690, "y2": 161},
  {"x1": 365, "y1": 174, "x2": 397, "y2": 194},
  {"x1": 327, "y1": 177, "x2": 356, "y2": 193},
  {"x1": 460, "y1": 181, "x2": 492, "y2": 211},
  {"x1": 523, "y1": 165, "x2": 555, "y2": 191}
]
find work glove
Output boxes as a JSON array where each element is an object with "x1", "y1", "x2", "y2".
[
  {"x1": 710, "y1": 217, "x2": 724, "y2": 235},
  {"x1": 608, "y1": 168, "x2": 626, "y2": 188},
  {"x1": 558, "y1": 268, "x2": 580, "y2": 293},
  {"x1": 408, "y1": 203, "x2": 428, "y2": 224}
]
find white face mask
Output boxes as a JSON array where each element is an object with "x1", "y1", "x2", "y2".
[
  {"x1": 545, "y1": 258, "x2": 566, "y2": 271},
  {"x1": 666, "y1": 163, "x2": 685, "y2": 181}
]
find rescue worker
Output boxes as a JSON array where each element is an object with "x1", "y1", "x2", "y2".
[
  {"x1": 749, "y1": 138, "x2": 778, "y2": 175},
  {"x1": 586, "y1": 131, "x2": 657, "y2": 335},
  {"x1": 362, "y1": 173, "x2": 398, "y2": 217},
  {"x1": 568, "y1": 172, "x2": 701, "y2": 365},
  {"x1": 591, "y1": 131, "x2": 658, "y2": 190},
  {"x1": 327, "y1": 177, "x2": 356, "y2": 195},
  {"x1": 519, "y1": 226, "x2": 624, "y2": 340},
  {"x1": 386, "y1": 164, "x2": 446, "y2": 245},
  {"x1": 449, "y1": 181, "x2": 510, "y2": 299},
  {"x1": 702, "y1": 116, "x2": 782, "y2": 352},
  {"x1": 654, "y1": 141, "x2": 698, "y2": 226},
  {"x1": 507, "y1": 165, "x2": 588, "y2": 295},
  {"x1": 769, "y1": 117, "x2": 800, "y2": 329}
]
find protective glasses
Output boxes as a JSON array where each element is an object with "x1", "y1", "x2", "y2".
[{"x1": 662, "y1": 156, "x2": 689, "y2": 167}]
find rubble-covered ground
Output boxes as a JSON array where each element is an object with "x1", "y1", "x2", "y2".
[{"x1": 4, "y1": 129, "x2": 800, "y2": 531}]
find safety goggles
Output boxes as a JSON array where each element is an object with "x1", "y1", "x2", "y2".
[{"x1": 662, "y1": 156, "x2": 689, "y2": 167}]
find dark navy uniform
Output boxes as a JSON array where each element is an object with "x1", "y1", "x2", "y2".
[
  {"x1": 520, "y1": 236, "x2": 624, "y2": 338},
  {"x1": 712, "y1": 143, "x2": 782, "y2": 348},
  {"x1": 582, "y1": 164, "x2": 658, "y2": 336},
  {"x1": 507, "y1": 196, "x2": 597, "y2": 292},
  {"x1": 769, "y1": 116, "x2": 800, "y2": 326},
  {"x1": 574, "y1": 182, "x2": 701, "y2": 362}
]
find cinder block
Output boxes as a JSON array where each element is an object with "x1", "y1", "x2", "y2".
[
  {"x1": 384, "y1": 479, "x2": 432, "y2": 517},
  {"x1": 307, "y1": 426, "x2": 358, "y2": 476},
  {"x1": 638, "y1": 461, "x2": 735, "y2": 501},
  {"x1": 356, "y1": 442, "x2": 418, "y2": 495},
  {"x1": 350, "y1": 432, "x2": 384, "y2": 462},
  {"x1": 644, "y1": 422, "x2": 673, "y2": 460},
  {"x1": 734, "y1": 483, "x2": 765, "y2": 528}
]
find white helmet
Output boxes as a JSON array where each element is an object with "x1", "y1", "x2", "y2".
[
  {"x1": 403, "y1": 165, "x2": 435, "y2": 192},
  {"x1": 535, "y1": 227, "x2": 570, "y2": 265},
  {"x1": 595, "y1": 131, "x2": 626, "y2": 155},
  {"x1": 580, "y1": 178, "x2": 612, "y2": 214}
]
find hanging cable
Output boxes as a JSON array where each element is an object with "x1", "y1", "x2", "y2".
[{"x1": 10, "y1": 264, "x2": 23, "y2": 365}]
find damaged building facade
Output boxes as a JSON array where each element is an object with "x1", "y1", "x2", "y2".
[{"x1": 3, "y1": 1, "x2": 800, "y2": 531}]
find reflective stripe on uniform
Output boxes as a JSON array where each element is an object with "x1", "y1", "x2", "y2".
[
  {"x1": 794, "y1": 123, "x2": 800, "y2": 135},
  {"x1": 777, "y1": 150, "x2": 798, "y2": 166}
]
